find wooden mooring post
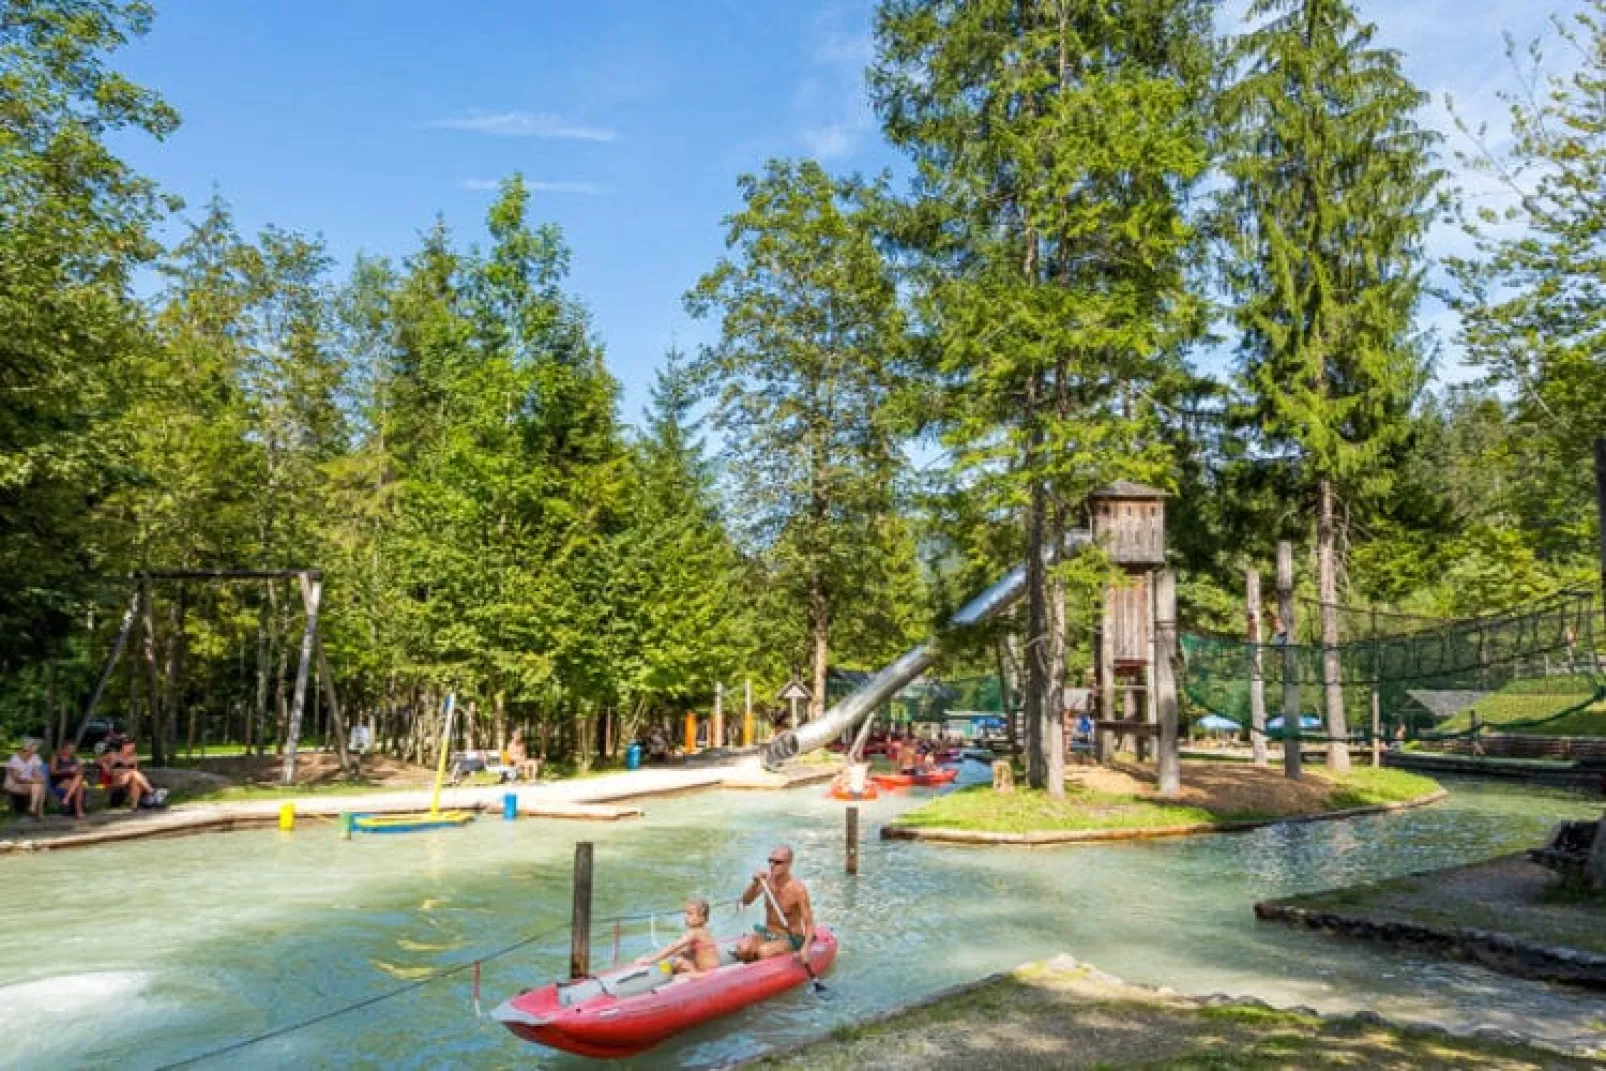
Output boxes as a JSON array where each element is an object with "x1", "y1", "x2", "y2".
[
  {"x1": 570, "y1": 841, "x2": 594, "y2": 979},
  {"x1": 845, "y1": 806, "x2": 859, "y2": 875}
]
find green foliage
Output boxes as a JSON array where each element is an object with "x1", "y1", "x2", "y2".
[
  {"x1": 686, "y1": 159, "x2": 925, "y2": 713},
  {"x1": 1448, "y1": 3, "x2": 1606, "y2": 567}
]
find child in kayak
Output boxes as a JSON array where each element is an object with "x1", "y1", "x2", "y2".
[{"x1": 636, "y1": 899, "x2": 721, "y2": 977}]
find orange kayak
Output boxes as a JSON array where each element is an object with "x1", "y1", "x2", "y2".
[
  {"x1": 827, "y1": 782, "x2": 879, "y2": 801},
  {"x1": 493, "y1": 928, "x2": 838, "y2": 1058},
  {"x1": 870, "y1": 766, "x2": 959, "y2": 788}
]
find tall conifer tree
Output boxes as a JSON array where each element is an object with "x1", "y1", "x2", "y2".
[
  {"x1": 1220, "y1": 0, "x2": 1441, "y2": 773},
  {"x1": 872, "y1": 0, "x2": 1213, "y2": 793}
]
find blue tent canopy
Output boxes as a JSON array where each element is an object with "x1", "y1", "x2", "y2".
[
  {"x1": 1267, "y1": 715, "x2": 1320, "y2": 730},
  {"x1": 1196, "y1": 714, "x2": 1241, "y2": 732}
]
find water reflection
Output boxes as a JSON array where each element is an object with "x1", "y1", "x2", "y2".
[{"x1": 0, "y1": 774, "x2": 1599, "y2": 1069}]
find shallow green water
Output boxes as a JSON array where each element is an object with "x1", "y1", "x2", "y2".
[{"x1": 0, "y1": 767, "x2": 1602, "y2": 1069}]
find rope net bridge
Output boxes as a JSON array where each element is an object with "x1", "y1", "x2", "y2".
[{"x1": 1179, "y1": 588, "x2": 1606, "y2": 743}]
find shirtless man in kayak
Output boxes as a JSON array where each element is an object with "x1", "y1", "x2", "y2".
[{"x1": 735, "y1": 844, "x2": 814, "y2": 966}]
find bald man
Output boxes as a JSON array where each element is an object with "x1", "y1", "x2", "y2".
[{"x1": 735, "y1": 844, "x2": 815, "y2": 966}]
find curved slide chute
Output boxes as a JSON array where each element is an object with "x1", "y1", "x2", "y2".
[{"x1": 762, "y1": 532, "x2": 1089, "y2": 769}]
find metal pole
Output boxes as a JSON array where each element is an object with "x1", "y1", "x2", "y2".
[
  {"x1": 570, "y1": 841, "x2": 594, "y2": 978},
  {"x1": 1370, "y1": 607, "x2": 1382, "y2": 768}
]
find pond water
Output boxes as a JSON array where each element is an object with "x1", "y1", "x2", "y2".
[{"x1": 0, "y1": 768, "x2": 1602, "y2": 1069}]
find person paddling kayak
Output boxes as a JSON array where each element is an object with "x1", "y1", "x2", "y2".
[{"x1": 735, "y1": 844, "x2": 814, "y2": 966}]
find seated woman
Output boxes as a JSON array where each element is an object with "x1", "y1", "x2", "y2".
[
  {"x1": 5, "y1": 738, "x2": 47, "y2": 820},
  {"x1": 48, "y1": 740, "x2": 86, "y2": 820},
  {"x1": 99, "y1": 737, "x2": 153, "y2": 811},
  {"x1": 505, "y1": 729, "x2": 540, "y2": 781}
]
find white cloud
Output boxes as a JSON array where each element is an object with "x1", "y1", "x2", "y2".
[
  {"x1": 791, "y1": 6, "x2": 876, "y2": 160},
  {"x1": 426, "y1": 111, "x2": 619, "y2": 142},
  {"x1": 457, "y1": 178, "x2": 603, "y2": 195}
]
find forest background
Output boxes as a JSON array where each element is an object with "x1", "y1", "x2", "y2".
[{"x1": 2, "y1": 0, "x2": 1601, "y2": 770}]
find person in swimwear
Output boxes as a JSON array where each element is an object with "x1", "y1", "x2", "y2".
[
  {"x1": 99, "y1": 737, "x2": 153, "y2": 810},
  {"x1": 735, "y1": 844, "x2": 815, "y2": 966},
  {"x1": 636, "y1": 898, "x2": 721, "y2": 976}
]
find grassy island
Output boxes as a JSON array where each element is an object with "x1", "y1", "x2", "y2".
[{"x1": 888, "y1": 763, "x2": 1440, "y2": 838}]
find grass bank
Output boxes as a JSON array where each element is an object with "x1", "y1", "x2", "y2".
[
  {"x1": 754, "y1": 956, "x2": 1590, "y2": 1070},
  {"x1": 1435, "y1": 676, "x2": 1606, "y2": 737},
  {"x1": 890, "y1": 763, "x2": 1439, "y2": 836}
]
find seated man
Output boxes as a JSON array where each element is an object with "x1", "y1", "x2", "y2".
[
  {"x1": 506, "y1": 729, "x2": 540, "y2": 781},
  {"x1": 48, "y1": 740, "x2": 86, "y2": 820},
  {"x1": 634, "y1": 898, "x2": 721, "y2": 977},
  {"x1": 894, "y1": 737, "x2": 918, "y2": 773},
  {"x1": 734, "y1": 845, "x2": 814, "y2": 965},
  {"x1": 5, "y1": 738, "x2": 47, "y2": 819},
  {"x1": 99, "y1": 737, "x2": 154, "y2": 811}
]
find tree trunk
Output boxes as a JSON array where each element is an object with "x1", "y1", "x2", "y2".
[
  {"x1": 1246, "y1": 567, "x2": 1268, "y2": 766},
  {"x1": 1318, "y1": 479, "x2": 1350, "y2": 774},
  {"x1": 1155, "y1": 569, "x2": 1181, "y2": 796},
  {"x1": 1023, "y1": 369, "x2": 1050, "y2": 791},
  {"x1": 995, "y1": 632, "x2": 1020, "y2": 755}
]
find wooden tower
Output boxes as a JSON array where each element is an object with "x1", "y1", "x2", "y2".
[{"x1": 1090, "y1": 481, "x2": 1167, "y2": 762}]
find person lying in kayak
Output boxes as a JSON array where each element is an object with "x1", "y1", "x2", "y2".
[
  {"x1": 735, "y1": 844, "x2": 815, "y2": 965},
  {"x1": 634, "y1": 899, "x2": 721, "y2": 977}
]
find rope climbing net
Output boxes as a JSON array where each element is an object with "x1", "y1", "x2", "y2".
[{"x1": 1179, "y1": 588, "x2": 1605, "y2": 741}]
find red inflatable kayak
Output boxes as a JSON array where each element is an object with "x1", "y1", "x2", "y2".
[
  {"x1": 492, "y1": 928, "x2": 838, "y2": 1058},
  {"x1": 827, "y1": 782, "x2": 879, "y2": 801},
  {"x1": 871, "y1": 766, "x2": 959, "y2": 788}
]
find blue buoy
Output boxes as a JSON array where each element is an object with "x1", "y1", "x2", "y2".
[{"x1": 503, "y1": 793, "x2": 518, "y2": 821}]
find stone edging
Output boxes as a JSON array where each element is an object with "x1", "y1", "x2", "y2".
[
  {"x1": 716, "y1": 952, "x2": 1600, "y2": 1067},
  {"x1": 880, "y1": 789, "x2": 1448, "y2": 847},
  {"x1": 1253, "y1": 900, "x2": 1606, "y2": 990}
]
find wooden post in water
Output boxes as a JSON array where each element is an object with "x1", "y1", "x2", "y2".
[
  {"x1": 571, "y1": 841, "x2": 594, "y2": 978},
  {"x1": 1154, "y1": 569, "x2": 1180, "y2": 796},
  {"x1": 1246, "y1": 567, "x2": 1268, "y2": 766},
  {"x1": 1277, "y1": 541, "x2": 1302, "y2": 781},
  {"x1": 845, "y1": 806, "x2": 859, "y2": 875}
]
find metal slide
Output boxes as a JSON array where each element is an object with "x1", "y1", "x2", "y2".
[{"x1": 762, "y1": 532, "x2": 1090, "y2": 769}]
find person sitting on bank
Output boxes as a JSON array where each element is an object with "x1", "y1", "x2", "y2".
[
  {"x1": 5, "y1": 738, "x2": 47, "y2": 820},
  {"x1": 734, "y1": 844, "x2": 815, "y2": 966},
  {"x1": 49, "y1": 740, "x2": 86, "y2": 820},
  {"x1": 635, "y1": 898, "x2": 721, "y2": 977},
  {"x1": 505, "y1": 729, "x2": 540, "y2": 781},
  {"x1": 99, "y1": 737, "x2": 153, "y2": 811}
]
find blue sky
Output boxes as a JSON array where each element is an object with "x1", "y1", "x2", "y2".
[{"x1": 115, "y1": 0, "x2": 1583, "y2": 424}]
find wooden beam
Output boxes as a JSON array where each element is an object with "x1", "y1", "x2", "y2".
[
  {"x1": 1246, "y1": 567, "x2": 1268, "y2": 766},
  {"x1": 135, "y1": 569, "x2": 322, "y2": 581},
  {"x1": 279, "y1": 575, "x2": 322, "y2": 786},
  {"x1": 571, "y1": 841, "x2": 594, "y2": 978},
  {"x1": 1277, "y1": 541, "x2": 1302, "y2": 781},
  {"x1": 1154, "y1": 568, "x2": 1180, "y2": 796},
  {"x1": 74, "y1": 586, "x2": 141, "y2": 747}
]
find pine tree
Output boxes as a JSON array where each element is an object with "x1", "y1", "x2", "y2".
[
  {"x1": 686, "y1": 160, "x2": 918, "y2": 723},
  {"x1": 1219, "y1": 0, "x2": 1441, "y2": 773},
  {"x1": 872, "y1": 0, "x2": 1213, "y2": 794}
]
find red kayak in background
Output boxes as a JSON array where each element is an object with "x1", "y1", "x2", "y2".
[
  {"x1": 492, "y1": 928, "x2": 838, "y2": 1059},
  {"x1": 871, "y1": 767, "x2": 959, "y2": 789}
]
